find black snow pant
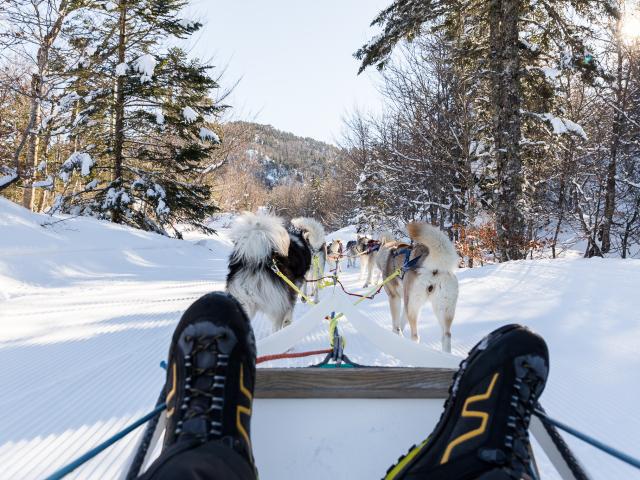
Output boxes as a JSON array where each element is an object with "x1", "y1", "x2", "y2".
[{"x1": 139, "y1": 441, "x2": 256, "y2": 480}]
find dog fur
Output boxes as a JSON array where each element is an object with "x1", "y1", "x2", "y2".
[
  {"x1": 326, "y1": 240, "x2": 343, "y2": 273},
  {"x1": 356, "y1": 236, "x2": 381, "y2": 287},
  {"x1": 376, "y1": 223, "x2": 459, "y2": 352},
  {"x1": 226, "y1": 212, "x2": 325, "y2": 331},
  {"x1": 345, "y1": 240, "x2": 357, "y2": 268}
]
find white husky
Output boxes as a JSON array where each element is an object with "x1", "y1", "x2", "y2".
[
  {"x1": 376, "y1": 223, "x2": 459, "y2": 352},
  {"x1": 354, "y1": 236, "x2": 381, "y2": 288}
]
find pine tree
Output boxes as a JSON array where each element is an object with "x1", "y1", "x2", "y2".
[
  {"x1": 354, "y1": 157, "x2": 387, "y2": 234},
  {"x1": 53, "y1": 0, "x2": 223, "y2": 236}
]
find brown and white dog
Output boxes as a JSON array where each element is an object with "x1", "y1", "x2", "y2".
[{"x1": 376, "y1": 223, "x2": 459, "y2": 352}]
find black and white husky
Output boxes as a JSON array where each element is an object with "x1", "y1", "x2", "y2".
[{"x1": 226, "y1": 212, "x2": 325, "y2": 331}]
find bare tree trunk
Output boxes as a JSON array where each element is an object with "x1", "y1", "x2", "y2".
[
  {"x1": 112, "y1": 0, "x2": 127, "y2": 223},
  {"x1": 601, "y1": 29, "x2": 627, "y2": 254},
  {"x1": 551, "y1": 144, "x2": 573, "y2": 258},
  {"x1": 620, "y1": 200, "x2": 638, "y2": 259},
  {"x1": 8, "y1": 108, "x2": 36, "y2": 185},
  {"x1": 551, "y1": 178, "x2": 565, "y2": 259},
  {"x1": 491, "y1": 0, "x2": 525, "y2": 262},
  {"x1": 15, "y1": 0, "x2": 70, "y2": 206},
  {"x1": 22, "y1": 74, "x2": 42, "y2": 209}
]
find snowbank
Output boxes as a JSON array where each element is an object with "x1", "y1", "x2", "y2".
[{"x1": 0, "y1": 197, "x2": 226, "y2": 298}]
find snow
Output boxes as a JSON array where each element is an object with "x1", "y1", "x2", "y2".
[
  {"x1": 115, "y1": 62, "x2": 128, "y2": 76},
  {"x1": 199, "y1": 127, "x2": 220, "y2": 142},
  {"x1": 540, "y1": 66, "x2": 561, "y2": 79},
  {"x1": 155, "y1": 110, "x2": 165, "y2": 125},
  {"x1": 59, "y1": 92, "x2": 81, "y2": 110},
  {"x1": 0, "y1": 169, "x2": 17, "y2": 188},
  {"x1": 133, "y1": 54, "x2": 156, "y2": 83},
  {"x1": 60, "y1": 151, "x2": 95, "y2": 179},
  {"x1": 182, "y1": 106, "x2": 197, "y2": 123},
  {"x1": 85, "y1": 179, "x2": 98, "y2": 191},
  {"x1": 156, "y1": 198, "x2": 169, "y2": 216},
  {"x1": 176, "y1": 18, "x2": 197, "y2": 29},
  {"x1": 532, "y1": 112, "x2": 588, "y2": 140},
  {"x1": 0, "y1": 199, "x2": 639, "y2": 479},
  {"x1": 32, "y1": 175, "x2": 53, "y2": 188}
]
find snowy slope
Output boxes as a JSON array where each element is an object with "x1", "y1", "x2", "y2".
[{"x1": 1, "y1": 198, "x2": 639, "y2": 479}]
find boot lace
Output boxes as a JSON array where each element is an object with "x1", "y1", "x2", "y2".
[
  {"x1": 174, "y1": 335, "x2": 229, "y2": 441},
  {"x1": 504, "y1": 359, "x2": 546, "y2": 479}
]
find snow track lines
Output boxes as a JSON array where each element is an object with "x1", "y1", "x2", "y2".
[{"x1": 0, "y1": 281, "x2": 212, "y2": 479}]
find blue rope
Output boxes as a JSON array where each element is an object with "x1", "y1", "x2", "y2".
[
  {"x1": 534, "y1": 409, "x2": 640, "y2": 471},
  {"x1": 44, "y1": 403, "x2": 167, "y2": 480}
]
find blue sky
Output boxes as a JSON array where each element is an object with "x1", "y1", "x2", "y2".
[{"x1": 185, "y1": 0, "x2": 389, "y2": 145}]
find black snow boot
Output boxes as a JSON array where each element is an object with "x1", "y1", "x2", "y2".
[
  {"x1": 161, "y1": 292, "x2": 257, "y2": 473},
  {"x1": 384, "y1": 324, "x2": 549, "y2": 480}
]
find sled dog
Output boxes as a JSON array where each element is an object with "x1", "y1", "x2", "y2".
[
  {"x1": 376, "y1": 223, "x2": 459, "y2": 352},
  {"x1": 226, "y1": 212, "x2": 325, "y2": 331},
  {"x1": 345, "y1": 240, "x2": 358, "y2": 268},
  {"x1": 303, "y1": 240, "x2": 327, "y2": 304},
  {"x1": 355, "y1": 235, "x2": 381, "y2": 287},
  {"x1": 326, "y1": 240, "x2": 343, "y2": 272}
]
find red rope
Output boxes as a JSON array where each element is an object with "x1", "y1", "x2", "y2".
[
  {"x1": 303, "y1": 275, "x2": 333, "y2": 283},
  {"x1": 334, "y1": 278, "x2": 385, "y2": 300},
  {"x1": 257, "y1": 348, "x2": 332, "y2": 364}
]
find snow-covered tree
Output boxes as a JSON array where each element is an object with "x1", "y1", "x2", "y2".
[
  {"x1": 356, "y1": 0, "x2": 617, "y2": 260},
  {"x1": 0, "y1": 0, "x2": 89, "y2": 205},
  {"x1": 52, "y1": 0, "x2": 223, "y2": 235}
]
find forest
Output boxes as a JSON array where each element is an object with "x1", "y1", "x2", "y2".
[{"x1": 1, "y1": 0, "x2": 639, "y2": 263}]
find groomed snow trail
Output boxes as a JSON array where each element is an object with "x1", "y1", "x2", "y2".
[{"x1": 1, "y1": 200, "x2": 639, "y2": 479}]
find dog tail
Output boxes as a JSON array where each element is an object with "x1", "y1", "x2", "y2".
[
  {"x1": 407, "y1": 222, "x2": 459, "y2": 271},
  {"x1": 291, "y1": 217, "x2": 325, "y2": 251},
  {"x1": 230, "y1": 212, "x2": 290, "y2": 265}
]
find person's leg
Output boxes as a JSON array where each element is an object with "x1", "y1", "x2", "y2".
[
  {"x1": 140, "y1": 441, "x2": 255, "y2": 480},
  {"x1": 384, "y1": 324, "x2": 549, "y2": 480},
  {"x1": 140, "y1": 292, "x2": 258, "y2": 480}
]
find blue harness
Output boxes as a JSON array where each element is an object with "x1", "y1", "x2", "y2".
[{"x1": 393, "y1": 247, "x2": 422, "y2": 274}]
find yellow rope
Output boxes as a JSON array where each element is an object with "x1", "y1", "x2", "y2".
[
  {"x1": 312, "y1": 254, "x2": 335, "y2": 291},
  {"x1": 353, "y1": 267, "x2": 402, "y2": 306},
  {"x1": 328, "y1": 314, "x2": 339, "y2": 347},
  {"x1": 312, "y1": 254, "x2": 321, "y2": 278},
  {"x1": 270, "y1": 260, "x2": 317, "y2": 305},
  {"x1": 272, "y1": 260, "x2": 402, "y2": 348}
]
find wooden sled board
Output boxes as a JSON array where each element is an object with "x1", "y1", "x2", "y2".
[{"x1": 255, "y1": 367, "x2": 456, "y2": 399}]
